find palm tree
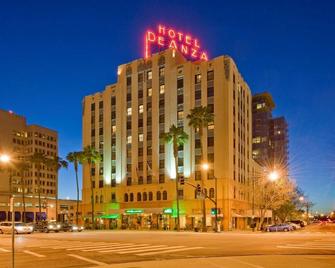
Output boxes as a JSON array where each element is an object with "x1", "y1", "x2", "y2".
[
  {"x1": 28, "y1": 152, "x2": 48, "y2": 222},
  {"x1": 15, "y1": 161, "x2": 30, "y2": 223},
  {"x1": 81, "y1": 146, "x2": 101, "y2": 229},
  {"x1": 162, "y1": 124, "x2": 188, "y2": 231},
  {"x1": 187, "y1": 106, "x2": 214, "y2": 232},
  {"x1": 49, "y1": 156, "x2": 68, "y2": 221},
  {"x1": 66, "y1": 151, "x2": 83, "y2": 224}
]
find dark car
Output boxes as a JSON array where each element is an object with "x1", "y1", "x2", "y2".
[
  {"x1": 265, "y1": 223, "x2": 294, "y2": 232},
  {"x1": 62, "y1": 223, "x2": 84, "y2": 232},
  {"x1": 34, "y1": 221, "x2": 62, "y2": 233}
]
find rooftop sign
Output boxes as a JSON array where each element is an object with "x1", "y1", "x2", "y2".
[{"x1": 145, "y1": 25, "x2": 208, "y2": 61}]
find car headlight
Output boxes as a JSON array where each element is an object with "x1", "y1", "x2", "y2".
[
  {"x1": 48, "y1": 225, "x2": 53, "y2": 229},
  {"x1": 72, "y1": 226, "x2": 78, "y2": 230},
  {"x1": 57, "y1": 225, "x2": 61, "y2": 228}
]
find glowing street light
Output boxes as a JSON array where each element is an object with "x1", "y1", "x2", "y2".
[
  {"x1": 0, "y1": 154, "x2": 11, "y2": 163},
  {"x1": 268, "y1": 170, "x2": 279, "y2": 181},
  {"x1": 299, "y1": 196, "x2": 305, "y2": 202},
  {"x1": 201, "y1": 162, "x2": 209, "y2": 171}
]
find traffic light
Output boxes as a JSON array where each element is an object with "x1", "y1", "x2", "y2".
[
  {"x1": 196, "y1": 184, "x2": 201, "y2": 194},
  {"x1": 179, "y1": 176, "x2": 185, "y2": 185}
]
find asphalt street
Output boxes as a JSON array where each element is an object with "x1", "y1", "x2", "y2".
[{"x1": 0, "y1": 230, "x2": 334, "y2": 268}]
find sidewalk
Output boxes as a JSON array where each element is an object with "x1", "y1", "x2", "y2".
[{"x1": 98, "y1": 255, "x2": 335, "y2": 268}]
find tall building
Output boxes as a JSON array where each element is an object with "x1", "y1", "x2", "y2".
[
  {"x1": 252, "y1": 93, "x2": 289, "y2": 171},
  {"x1": 82, "y1": 49, "x2": 254, "y2": 230},
  {"x1": 0, "y1": 109, "x2": 58, "y2": 222}
]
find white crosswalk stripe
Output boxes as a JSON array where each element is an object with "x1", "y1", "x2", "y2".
[
  {"x1": 277, "y1": 240, "x2": 335, "y2": 251},
  {"x1": 99, "y1": 244, "x2": 150, "y2": 253},
  {"x1": 136, "y1": 246, "x2": 204, "y2": 256},
  {"x1": 118, "y1": 245, "x2": 184, "y2": 254}
]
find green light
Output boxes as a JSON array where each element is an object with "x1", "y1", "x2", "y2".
[
  {"x1": 163, "y1": 208, "x2": 173, "y2": 214},
  {"x1": 99, "y1": 214, "x2": 119, "y2": 219},
  {"x1": 125, "y1": 209, "x2": 143, "y2": 214}
]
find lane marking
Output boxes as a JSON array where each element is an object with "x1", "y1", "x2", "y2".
[
  {"x1": 23, "y1": 250, "x2": 46, "y2": 258},
  {"x1": 277, "y1": 245, "x2": 335, "y2": 250},
  {"x1": 0, "y1": 248, "x2": 10, "y2": 252},
  {"x1": 225, "y1": 257, "x2": 265, "y2": 268},
  {"x1": 99, "y1": 244, "x2": 150, "y2": 253},
  {"x1": 66, "y1": 243, "x2": 122, "y2": 251},
  {"x1": 119, "y1": 245, "x2": 184, "y2": 254},
  {"x1": 82, "y1": 244, "x2": 134, "y2": 252},
  {"x1": 136, "y1": 246, "x2": 203, "y2": 256},
  {"x1": 67, "y1": 254, "x2": 107, "y2": 266}
]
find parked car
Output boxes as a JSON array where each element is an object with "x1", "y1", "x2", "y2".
[
  {"x1": 62, "y1": 223, "x2": 84, "y2": 232},
  {"x1": 289, "y1": 220, "x2": 306, "y2": 227},
  {"x1": 34, "y1": 221, "x2": 62, "y2": 233},
  {"x1": 265, "y1": 223, "x2": 294, "y2": 232},
  {"x1": 0, "y1": 222, "x2": 34, "y2": 234},
  {"x1": 287, "y1": 222, "x2": 301, "y2": 230}
]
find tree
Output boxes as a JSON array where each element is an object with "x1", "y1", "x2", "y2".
[
  {"x1": 28, "y1": 152, "x2": 49, "y2": 222},
  {"x1": 66, "y1": 151, "x2": 83, "y2": 224},
  {"x1": 162, "y1": 124, "x2": 188, "y2": 231},
  {"x1": 15, "y1": 161, "x2": 30, "y2": 223},
  {"x1": 254, "y1": 175, "x2": 295, "y2": 228},
  {"x1": 49, "y1": 156, "x2": 68, "y2": 221},
  {"x1": 81, "y1": 146, "x2": 101, "y2": 229},
  {"x1": 187, "y1": 106, "x2": 214, "y2": 231}
]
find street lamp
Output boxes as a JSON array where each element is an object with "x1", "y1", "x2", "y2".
[
  {"x1": 201, "y1": 163, "x2": 218, "y2": 232},
  {"x1": 268, "y1": 170, "x2": 279, "y2": 182},
  {"x1": 0, "y1": 154, "x2": 14, "y2": 268}
]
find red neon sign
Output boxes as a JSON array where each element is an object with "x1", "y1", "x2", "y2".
[{"x1": 145, "y1": 25, "x2": 208, "y2": 61}]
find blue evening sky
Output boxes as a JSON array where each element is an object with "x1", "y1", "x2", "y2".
[{"x1": 0, "y1": 0, "x2": 334, "y2": 212}]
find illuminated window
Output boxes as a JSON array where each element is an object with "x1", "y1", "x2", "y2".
[
  {"x1": 127, "y1": 107, "x2": 132, "y2": 116},
  {"x1": 208, "y1": 124, "x2": 214, "y2": 130},
  {"x1": 159, "y1": 67, "x2": 165, "y2": 77},
  {"x1": 177, "y1": 111, "x2": 184, "y2": 120},
  {"x1": 127, "y1": 136, "x2": 132, "y2": 144},
  {"x1": 139, "y1": 134, "x2": 144, "y2": 142},
  {"x1": 139, "y1": 105, "x2": 144, "y2": 114},
  {"x1": 112, "y1": 125, "x2": 116, "y2": 133},
  {"x1": 256, "y1": 103, "x2": 265, "y2": 109},
  {"x1": 147, "y1": 71, "x2": 152, "y2": 80},
  {"x1": 195, "y1": 74, "x2": 201, "y2": 84},
  {"x1": 159, "y1": 84, "x2": 165, "y2": 94},
  {"x1": 252, "y1": 137, "x2": 261, "y2": 144},
  {"x1": 147, "y1": 88, "x2": 152, "y2": 96}
]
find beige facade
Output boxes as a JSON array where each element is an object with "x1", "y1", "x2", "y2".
[
  {"x1": 0, "y1": 109, "x2": 58, "y2": 222},
  {"x1": 82, "y1": 49, "x2": 255, "y2": 230}
]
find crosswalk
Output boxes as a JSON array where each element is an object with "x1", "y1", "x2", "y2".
[
  {"x1": 277, "y1": 239, "x2": 335, "y2": 251},
  {"x1": 34, "y1": 240, "x2": 203, "y2": 256}
]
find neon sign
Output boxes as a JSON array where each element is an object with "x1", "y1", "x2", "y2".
[{"x1": 145, "y1": 25, "x2": 208, "y2": 61}]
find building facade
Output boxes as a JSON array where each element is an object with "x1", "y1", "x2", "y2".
[
  {"x1": 252, "y1": 93, "x2": 289, "y2": 171},
  {"x1": 0, "y1": 109, "x2": 58, "y2": 222},
  {"x1": 82, "y1": 49, "x2": 254, "y2": 230}
]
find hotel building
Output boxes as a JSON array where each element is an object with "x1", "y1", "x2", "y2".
[
  {"x1": 0, "y1": 109, "x2": 59, "y2": 222},
  {"x1": 82, "y1": 49, "x2": 255, "y2": 230}
]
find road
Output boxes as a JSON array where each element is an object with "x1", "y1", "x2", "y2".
[{"x1": 0, "y1": 230, "x2": 335, "y2": 268}]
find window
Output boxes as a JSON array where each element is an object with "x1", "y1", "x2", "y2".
[
  {"x1": 159, "y1": 84, "x2": 165, "y2": 94},
  {"x1": 178, "y1": 189, "x2": 184, "y2": 199},
  {"x1": 195, "y1": 90, "x2": 201, "y2": 100},
  {"x1": 112, "y1": 126, "x2": 116, "y2": 133},
  {"x1": 143, "y1": 192, "x2": 147, "y2": 201},
  {"x1": 95, "y1": 195, "x2": 99, "y2": 203},
  {"x1": 207, "y1": 87, "x2": 214, "y2": 97},
  {"x1": 127, "y1": 93, "x2": 131, "y2": 102},
  {"x1": 177, "y1": 78, "x2": 184, "y2": 88},
  {"x1": 156, "y1": 191, "x2": 161, "y2": 201},
  {"x1": 127, "y1": 136, "x2": 132, "y2": 144},
  {"x1": 138, "y1": 73, "x2": 144, "y2": 83},
  {"x1": 127, "y1": 107, "x2": 132, "y2": 116},
  {"x1": 177, "y1": 95, "x2": 183, "y2": 104},
  {"x1": 139, "y1": 134, "x2": 144, "y2": 142},
  {"x1": 91, "y1": 103, "x2": 95, "y2": 111},
  {"x1": 100, "y1": 195, "x2": 104, "y2": 203},
  {"x1": 159, "y1": 160, "x2": 165, "y2": 169},
  {"x1": 99, "y1": 101, "x2": 103, "y2": 109},
  {"x1": 111, "y1": 96, "x2": 116, "y2": 105},
  {"x1": 147, "y1": 88, "x2": 152, "y2": 97},
  {"x1": 137, "y1": 192, "x2": 142, "y2": 201},
  {"x1": 208, "y1": 123, "x2": 214, "y2": 130},
  {"x1": 159, "y1": 67, "x2": 165, "y2": 77},
  {"x1": 256, "y1": 103, "x2": 265, "y2": 109},
  {"x1": 148, "y1": 192, "x2": 153, "y2": 201},
  {"x1": 177, "y1": 111, "x2": 184, "y2": 120},
  {"x1": 159, "y1": 174, "x2": 165, "y2": 183},
  {"x1": 207, "y1": 70, "x2": 214, "y2": 81},
  {"x1": 147, "y1": 175, "x2": 152, "y2": 184},
  {"x1": 138, "y1": 176, "x2": 143, "y2": 185},
  {"x1": 147, "y1": 70, "x2": 152, "y2": 80},
  {"x1": 130, "y1": 193, "x2": 134, "y2": 202},
  {"x1": 252, "y1": 137, "x2": 261, "y2": 144},
  {"x1": 163, "y1": 191, "x2": 167, "y2": 200},
  {"x1": 126, "y1": 76, "x2": 132, "y2": 86},
  {"x1": 195, "y1": 74, "x2": 201, "y2": 84},
  {"x1": 208, "y1": 137, "x2": 214, "y2": 147},
  {"x1": 139, "y1": 105, "x2": 144, "y2": 114}
]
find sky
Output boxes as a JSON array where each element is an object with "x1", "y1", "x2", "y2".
[{"x1": 0, "y1": 0, "x2": 334, "y2": 212}]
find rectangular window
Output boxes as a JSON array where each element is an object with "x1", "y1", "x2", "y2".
[
  {"x1": 139, "y1": 105, "x2": 144, "y2": 114},
  {"x1": 147, "y1": 70, "x2": 152, "y2": 80},
  {"x1": 195, "y1": 90, "x2": 201, "y2": 100},
  {"x1": 177, "y1": 111, "x2": 184, "y2": 120},
  {"x1": 139, "y1": 134, "x2": 144, "y2": 142},
  {"x1": 138, "y1": 73, "x2": 144, "y2": 83},
  {"x1": 195, "y1": 74, "x2": 201, "y2": 84},
  {"x1": 208, "y1": 136, "x2": 214, "y2": 147},
  {"x1": 177, "y1": 95, "x2": 183, "y2": 104},
  {"x1": 127, "y1": 107, "x2": 132, "y2": 116},
  {"x1": 111, "y1": 96, "x2": 116, "y2": 105},
  {"x1": 159, "y1": 84, "x2": 165, "y2": 94},
  {"x1": 177, "y1": 78, "x2": 184, "y2": 88},
  {"x1": 99, "y1": 101, "x2": 103, "y2": 109},
  {"x1": 126, "y1": 76, "x2": 131, "y2": 86},
  {"x1": 159, "y1": 67, "x2": 165, "y2": 77},
  {"x1": 207, "y1": 87, "x2": 214, "y2": 97},
  {"x1": 91, "y1": 103, "x2": 95, "y2": 111},
  {"x1": 159, "y1": 160, "x2": 165, "y2": 169},
  {"x1": 207, "y1": 70, "x2": 214, "y2": 81},
  {"x1": 147, "y1": 88, "x2": 152, "y2": 97},
  {"x1": 127, "y1": 136, "x2": 132, "y2": 144},
  {"x1": 112, "y1": 125, "x2": 116, "y2": 133}
]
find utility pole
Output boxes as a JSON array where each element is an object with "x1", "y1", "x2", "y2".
[{"x1": 214, "y1": 175, "x2": 218, "y2": 232}]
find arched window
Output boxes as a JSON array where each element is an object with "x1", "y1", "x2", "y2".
[
  {"x1": 156, "y1": 191, "x2": 161, "y2": 201},
  {"x1": 130, "y1": 193, "x2": 134, "y2": 202},
  {"x1": 95, "y1": 195, "x2": 99, "y2": 203},
  {"x1": 124, "y1": 193, "x2": 128, "y2": 202},
  {"x1": 143, "y1": 192, "x2": 147, "y2": 201},
  {"x1": 209, "y1": 188, "x2": 215, "y2": 199},
  {"x1": 137, "y1": 192, "x2": 142, "y2": 202},
  {"x1": 148, "y1": 191, "x2": 153, "y2": 201},
  {"x1": 163, "y1": 191, "x2": 167, "y2": 200},
  {"x1": 100, "y1": 195, "x2": 104, "y2": 203}
]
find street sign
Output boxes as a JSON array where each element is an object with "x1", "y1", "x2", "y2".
[
  {"x1": 163, "y1": 208, "x2": 173, "y2": 214},
  {"x1": 125, "y1": 209, "x2": 143, "y2": 214}
]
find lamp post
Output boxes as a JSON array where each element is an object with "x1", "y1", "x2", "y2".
[
  {"x1": 0, "y1": 154, "x2": 14, "y2": 268},
  {"x1": 201, "y1": 163, "x2": 218, "y2": 232}
]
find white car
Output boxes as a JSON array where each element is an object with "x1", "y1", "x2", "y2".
[{"x1": 0, "y1": 222, "x2": 34, "y2": 234}]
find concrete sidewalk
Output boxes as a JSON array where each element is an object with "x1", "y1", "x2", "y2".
[{"x1": 98, "y1": 255, "x2": 335, "y2": 268}]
